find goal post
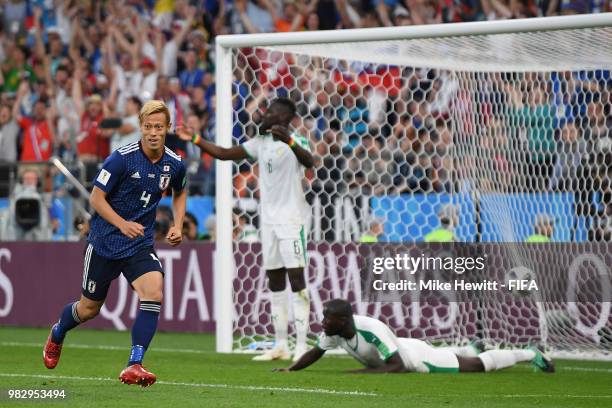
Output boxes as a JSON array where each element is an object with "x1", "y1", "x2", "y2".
[
  {"x1": 214, "y1": 41, "x2": 235, "y2": 353},
  {"x1": 215, "y1": 14, "x2": 612, "y2": 358}
]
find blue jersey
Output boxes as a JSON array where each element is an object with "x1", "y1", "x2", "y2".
[{"x1": 88, "y1": 142, "x2": 186, "y2": 259}]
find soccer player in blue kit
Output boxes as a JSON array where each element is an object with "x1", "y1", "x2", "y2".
[{"x1": 43, "y1": 100, "x2": 187, "y2": 387}]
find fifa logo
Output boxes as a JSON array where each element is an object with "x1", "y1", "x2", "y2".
[{"x1": 87, "y1": 280, "x2": 96, "y2": 294}]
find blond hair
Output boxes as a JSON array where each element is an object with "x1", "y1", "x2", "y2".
[{"x1": 139, "y1": 100, "x2": 171, "y2": 126}]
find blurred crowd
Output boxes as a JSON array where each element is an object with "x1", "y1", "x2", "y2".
[
  {"x1": 233, "y1": 61, "x2": 611, "y2": 241},
  {"x1": 0, "y1": 0, "x2": 610, "y2": 242}
]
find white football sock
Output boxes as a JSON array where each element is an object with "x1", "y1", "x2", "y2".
[
  {"x1": 438, "y1": 345, "x2": 479, "y2": 358},
  {"x1": 478, "y1": 349, "x2": 536, "y2": 372},
  {"x1": 513, "y1": 349, "x2": 536, "y2": 361},
  {"x1": 270, "y1": 290, "x2": 289, "y2": 351},
  {"x1": 292, "y1": 289, "x2": 310, "y2": 351}
]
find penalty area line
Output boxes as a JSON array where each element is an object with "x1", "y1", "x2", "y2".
[{"x1": 0, "y1": 373, "x2": 379, "y2": 397}]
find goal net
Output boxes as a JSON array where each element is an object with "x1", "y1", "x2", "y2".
[{"x1": 215, "y1": 14, "x2": 612, "y2": 359}]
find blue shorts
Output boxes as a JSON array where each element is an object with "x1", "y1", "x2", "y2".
[{"x1": 81, "y1": 244, "x2": 164, "y2": 301}]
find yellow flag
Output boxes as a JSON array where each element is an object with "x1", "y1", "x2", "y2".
[{"x1": 155, "y1": 0, "x2": 174, "y2": 14}]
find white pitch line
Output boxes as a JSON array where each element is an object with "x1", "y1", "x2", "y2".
[
  {"x1": 2, "y1": 373, "x2": 610, "y2": 399},
  {"x1": 561, "y1": 366, "x2": 612, "y2": 374},
  {"x1": 0, "y1": 341, "x2": 352, "y2": 358},
  {"x1": 500, "y1": 395, "x2": 612, "y2": 399},
  {"x1": 4, "y1": 341, "x2": 612, "y2": 385},
  {"x1": 4, "y1": 341, "x2": 612, "y2": 370},
  {"x1": 0, "y1": 342, "x2": 213, "y2": 355},
  {"x1": 511, "y1": 365, "x2": 612, "y2": 374},
  {"x1": 0, "y1": 373, "x2": 378, "y2": 397},
  {"x1": 8, "y1": 342, "x2": 612, "y2": 371}
]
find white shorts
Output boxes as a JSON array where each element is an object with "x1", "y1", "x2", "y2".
[
  {"x1": 261, "y1": 224, "x2": 307, "y2": 270},
  {"x1": 398, "y1": 338, "x2": 460, "y2": 373}
]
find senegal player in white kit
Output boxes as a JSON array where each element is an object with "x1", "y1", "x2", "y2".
[
  {"x1": 276, "y1": 299, "x2": 555, "y2": 374},
  {"x1": 177, "y1": 98, "x2": 314, "y2": 361}
]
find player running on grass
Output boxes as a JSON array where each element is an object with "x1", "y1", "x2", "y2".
[
  {"x1": 275, "y1": 299, "x2": 555, "y2": 374},
  {"x1": 177, "y1": 97, "x2": 314, "y2": 362},
  {"x1": 43, "y1": 100, "x2": 187, "y2": 387}
]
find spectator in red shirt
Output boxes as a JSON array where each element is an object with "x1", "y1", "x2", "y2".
[
  {"x1": 12, "y1": 82, "x2": 55, "y2": 162},
  {"x1": 72, "y1": 61, "x2": 108, "y2": 162},
  {"x1": 75, "y1": 94, "x2": 107, "y2": 162}
]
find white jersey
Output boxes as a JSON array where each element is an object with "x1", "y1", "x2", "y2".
[
  {"x1": 241, "y1": 132, "x2": 310, "y2": 225},
  {"x1": 315, "y1": 315, "x2": 459, "y2": 373},
  {"x1": 316, "y1": 315, "x2": 400, "y2": 368}
]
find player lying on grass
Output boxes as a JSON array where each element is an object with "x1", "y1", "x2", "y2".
[
  {"x1": 275, "y1": 299, "x2": 555, "y2": 374},
  {"x1": 43, "y1": 100, "x2": 187, "y2": 387}
]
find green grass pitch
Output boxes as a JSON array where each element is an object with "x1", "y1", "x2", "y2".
[{"x1": 0, "y1": 327, "x2": 610, "y2": 407}]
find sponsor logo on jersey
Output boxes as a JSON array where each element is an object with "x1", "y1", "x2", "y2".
[
  {"x1": 131, "y1": 171, "x2": 141, "y2": 179},
  {"x1": 159, "y1": 174, "x2": 170, "y2": 190},
  {"x1": 96, "y1": 169, "x2": 111, "y2": 186}
]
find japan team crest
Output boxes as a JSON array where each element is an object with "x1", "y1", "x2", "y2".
[{"x1": 159, "y1": 174, "x2": 171, "y2": 191}]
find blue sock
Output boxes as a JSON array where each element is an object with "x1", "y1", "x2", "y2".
[
  {"x1": 128, "y1": 301, "x2": 161, "y2": 366},
  {"x1": 51, "y1": 302, "x2": 82, "y2": 344}
]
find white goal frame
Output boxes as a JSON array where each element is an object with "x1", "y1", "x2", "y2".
[{"x1": 214, "y1": 13, "x2": 612, "y2": 354}]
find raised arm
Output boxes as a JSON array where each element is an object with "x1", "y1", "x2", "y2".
[
  {"x1": 214, "y1": 0, "x2": 228, "y2": 35},
  {"x1": 504, "y1": 82, "x2": 523, "y2": 109},
  {"x1": 72, "y1": 60, "x2": 85, "y2": 117},
  {"x1": 46, "y1": 89, "x2": 58, "y2": 144},
  {"x1": 289, "y1": 6, "x2": 306, "y2": 31},
  {"x1": 176, "y1": 125, "x2": 248, "y2": 160},
  {"x1": 489, "y1": 0, "x2": 513, "y2": 18},
  {"x1": 68, "y1": 18, "x2": 81, "y2": 62},
  {"x1": 547, "y1": 0, "x2": 560, "y2": 16},
  {"x1": 32, "y1": 7, "x2": 47, "y2": 60},
  {"x1": 235, "y1": 0, "x2": 260, "y2": 34},
  {"x1": 109, "y1": 25, "x2": 140, "y2": 71},
  {"x1": 12, "y1": 81, "x2": 29, "y2": 122},
  {"x1": 76, "y1": 20, "x2": 95, "y2": 57},
  {"x1": 375, "y1": 0, "x2": 393, "y2": 27},
  {"x1": 261, "y1": 0, "x2": 279, "y2": 21},
  {"x1": 335, "y1": 0, "x2": 354, "y2": 29},
  {"x1": 405, "y1": 0, "x2": 424, "y2": 25},
  {"x1": 153, "y1": 26, "x2": 165, "y2": 76},
  {"x1": 94, "y1": 0, "x2": 102, "y2": 27},
  {"x1": 173, "y1": 7, "x2": 196, "y2": 47}
]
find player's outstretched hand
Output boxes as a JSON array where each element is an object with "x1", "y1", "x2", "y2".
[
  {"x1": 166, "y1": 225, "x2": 183, "y2": 246},
  {"x1": 175, "y1": 125, "x2": 194, "y2": 142},
  {"x1": 272, "y1": 367, "x2": 290, "y2": 372},
  {"x1": 120, "y1": 221, "x2": 145, "y2": 239},
  {"x1": 270, "y1": 125, "x2": 290, "y2": 144}
]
